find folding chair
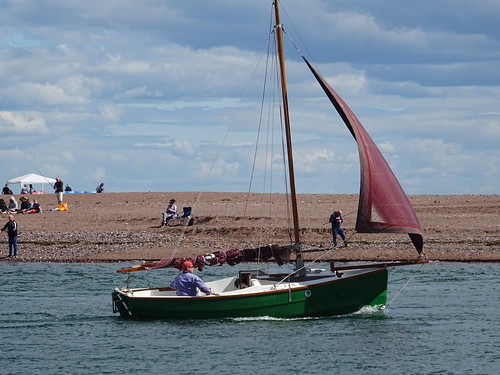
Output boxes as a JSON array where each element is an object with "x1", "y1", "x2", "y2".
[{"x1": 179, "y1": 207, "x2": 194, "y2": 226}]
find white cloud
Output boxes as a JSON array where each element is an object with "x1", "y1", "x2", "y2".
[
  {"x1": 93, "y1": 168, "x2": 106, "y2": 181},
  {"x1": 0, "y1": 0, "x2": 498, "y2": 194},
  {"x1": 0, "y1": 111, "x2": 49, "y2": 133},
  {"x1": 122, "y1": 85, "x2": 163, "y2": 99},
  {"x1": 4, "y1": 82, "x2": 87, "y2": 106}
]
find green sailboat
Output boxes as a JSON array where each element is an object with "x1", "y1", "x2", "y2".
[{"x1": 112, "y1": 0, "x2": 425, "y2": 320}]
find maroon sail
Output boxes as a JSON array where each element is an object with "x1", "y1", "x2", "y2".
[{"x1": 304, "y1": 58, "x2": 423, "y2": 254}]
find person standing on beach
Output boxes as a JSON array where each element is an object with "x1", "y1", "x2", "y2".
[
  {"x1": 53, "y1": 177, "x2": 64, "y2": 205},
  {"x1": 329, "y1": 210, "x2": 348, "y2": 247},
  {"x1": 2, "y1": 215, "x2": 18, "y2": 257},
  {"x1": 2, "y1": 184, "x2": 12, "y2": 195},
  {"x1": 170, "y1": 260, "x2": 216, "y2": 296}
]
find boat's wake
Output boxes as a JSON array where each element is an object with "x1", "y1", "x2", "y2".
[
  {"x1": 229, "y1": 305, "x2": 386, "y2": 322},
  {"x1": 345, "y1": 305, "x2": 389, "y2": 320},
  {"x1": 231, "y1": 316, "x2": 321, "y2": 322},
  {"x1": 352, "y1": 304, "x2": 386, "y2": 315}
]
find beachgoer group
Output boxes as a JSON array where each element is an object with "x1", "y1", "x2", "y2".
[
  {"x1": 25, "y1": 199, "x2": 42, "y2": 214},
  {"x1": 1, "y1": 196, "x2": 43, "y2": 214}
]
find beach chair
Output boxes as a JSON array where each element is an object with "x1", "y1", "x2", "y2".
[
  {"x1": 179, "y1": 207, "x2": 194, "y2": 226},
  {"x1": 161, "y1": 207, "x2": 194, "y2": 227}
]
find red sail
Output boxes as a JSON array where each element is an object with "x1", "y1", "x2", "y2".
[{"x1": 304, "y1": 58, "x2": 423, "y2": 253}]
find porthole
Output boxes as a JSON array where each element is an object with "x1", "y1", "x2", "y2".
[{"x1": 305, "y1": 290, "x2": 312, "y2": 298}]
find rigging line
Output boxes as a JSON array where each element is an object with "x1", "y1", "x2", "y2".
[
  {"x1": 171, "y1": 214, "x2": 198, "y2": 252},
  {"x1": 385, "y1": 261, "x2": 426, "y2": 311},
  {"x1": 277, "y1": 0, "x2": 315, "y2": 60},
  {"x1": 247, "y1": 21, "x2": 278, "y2": 258},
  {"x1": 33, "y1": 167, "x2": 56, "y2": 187},
  {"x1": 258, "y1": 47, "x2": 279, "y2": 253},
  {"x1": 167, "y1": 11, "x2": 277, "y2": 262},
  {"x1": 246, "y1": 37, "x2": 272, "y2": 215},
  {"x1": 342, "y1": 209, "x2": 358, "y2": 218},
  {"x1": 279, "y1": 15, "x2": 332, "y2": 94},
  {"x1": 279, "y1": 12, "x2": 322, "y2": 78},
  {"x1": 252, "y1": 23, "x2": 294, "y2": 250},
  {"x1": 273, "y1": 208, "x2": 350, "y2": 285},
  {"x1": 274, "y1": 247, "x2": 338, "y2": 288},
  {"x1": 244, "y1": 8, "x2": 276, "y2": 218},
  {"x1": 273, "y1": 231, "x2": 359, "y2": 287},
  {"x1": 281, "y1": 27, "x2": 302, "y2": 56}
]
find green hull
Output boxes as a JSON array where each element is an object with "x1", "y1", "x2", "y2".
[{"x1": 113, "y1": 268, "x2": 387, "y2": 319}]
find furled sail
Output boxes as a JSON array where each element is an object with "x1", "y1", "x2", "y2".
[
  {"x1": 303, "y1": 58, "x2": 423, "y2": 253},
  {"x1": 117, "y1": 245, "x2": 290, "y2": 273}
]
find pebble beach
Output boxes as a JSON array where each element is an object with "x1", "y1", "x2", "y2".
[{"x1": 1, "y1": 192, "x2": 499, "y2": 264}]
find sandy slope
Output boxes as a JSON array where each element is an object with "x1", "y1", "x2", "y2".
[{"x1": 1, "y1": 192, "x2": 499, "y2": 263}]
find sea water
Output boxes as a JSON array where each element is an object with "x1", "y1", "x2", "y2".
[{"x1": 0, "y1": 261, "x2": 498, "y2": 375}]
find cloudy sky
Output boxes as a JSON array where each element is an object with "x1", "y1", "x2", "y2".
[{"x1": 1, "y1": 0, "x2": 499, "y2": 195}]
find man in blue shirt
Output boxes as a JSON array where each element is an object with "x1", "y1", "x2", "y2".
[{"x1": 170, "y1": 261, "x2": 216, "y2": 296}]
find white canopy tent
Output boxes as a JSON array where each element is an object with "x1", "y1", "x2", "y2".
[{"x1": 6, "y1": 173, "x2": 57, "y2": 193}]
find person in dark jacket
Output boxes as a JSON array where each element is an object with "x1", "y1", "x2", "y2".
[
  {"x1": 18, "y1": 196, "x2": 31, "y2": 213},
  {"x1": 329, "y1": 210, "x2": 348, "y2": 248},
  {"x1": 2, "y1": 215, "x2": 18, "y2": 257},
  {"x1": 53, "y1": 177, "x2": 64, "y2": 204},
  {"x1": 2, "y1": 184, "x2": 13, "y2": 195},
  {"x1": 26, "y1": 199, "x2": 42, "y2": 214},
  {"x1": 0, "y1": 199, "x2": 8, "y2": 213},
  {"x1": 96, "y1": 183, "x2": 104, "y2": 193}
]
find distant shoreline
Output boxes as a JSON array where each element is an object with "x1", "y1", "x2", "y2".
[{"x1": 1, "y1": 192, "x2": 499, "y2": 264}]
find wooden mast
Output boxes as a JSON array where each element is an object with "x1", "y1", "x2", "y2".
[{"x1": 274, "y1": 0, "x2": 301, "y2": 254}]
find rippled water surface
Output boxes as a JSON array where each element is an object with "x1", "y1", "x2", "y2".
[{"x1": 1, "y1": 262, "x2": 498, "y2": 374}]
